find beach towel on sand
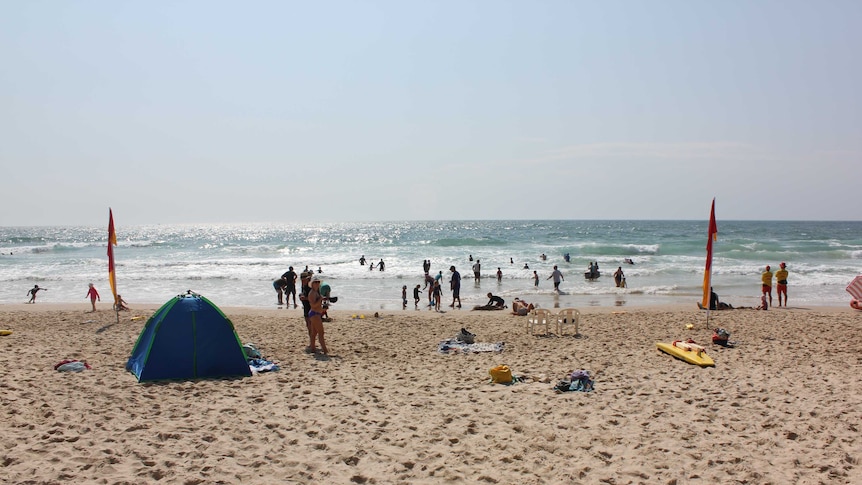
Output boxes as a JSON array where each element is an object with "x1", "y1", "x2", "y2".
[
  {"x1": 54, "y1": 359, "x2": 92, "y2": 372},
  {"x1": 248, "y1": 358, "x2": 279, "y2": 373},
  {"x1": 438, "y1": 339, "x2": 504, "y2": 354},
  {"x1": 471, "y1": 305, "x2": 507, "y2": 311}
]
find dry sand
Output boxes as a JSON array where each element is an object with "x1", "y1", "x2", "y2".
[{"x1": 1, "y1": 302, "x2": 860, "y2": 484}]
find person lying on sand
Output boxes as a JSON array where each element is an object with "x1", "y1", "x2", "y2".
[{"x1": 511, "y1": 298, "x2": 535, "y2": 316}]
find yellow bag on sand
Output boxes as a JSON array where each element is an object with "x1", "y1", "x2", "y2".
[{"x1": 489, "y1": 365, "x2": 513, "y2": 384}]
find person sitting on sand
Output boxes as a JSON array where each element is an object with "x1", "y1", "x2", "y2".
[
  {"x1": 511, "y1": 298, "x2": 535, "y2": 316},
  {"x1": 756, "y1": 294, "x2": 768, "y2": 311},
  {"x1": 115, "y1": 294, "x2": 130, "y2": 311},
  {"x1": 709, "y1": 288, "x2": 733, "y2": 310},
  {"x1": 486, "y1": 293, "x2": 505, "y2": 308}
]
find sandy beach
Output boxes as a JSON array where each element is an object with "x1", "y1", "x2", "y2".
[{"x1": 1, "y1": 302, "x2": 860, "y2": 484}]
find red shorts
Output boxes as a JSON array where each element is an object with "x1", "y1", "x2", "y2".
[
  {"x1": 762, "y1": 284, "x2": 772, "y2": 294},
  {"x1": 776, "y1": 283, "x2": 787, "y2": 294}
]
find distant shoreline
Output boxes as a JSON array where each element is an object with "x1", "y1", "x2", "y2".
[{"x1": 1, "y1": 302, "x2": 853, "y2": 315}]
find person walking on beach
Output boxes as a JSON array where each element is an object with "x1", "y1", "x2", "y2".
[
  {"x1": 449, "y1": 266, "x2": 462, "y2": 308},
  {"x1": 86, "y1": 283, "x2": 100, "y2": 312},
  {"x1": 761, "y1": 265, "x2": 773, "y2": 308},
  {"x1": 27, "y1": 284, "x2": 45, "y2": 303},
  {"x1": 548, "y1": 265, "x2": 564, "y2": 292},
  {"x1": 775, "y1": 262, "x2": 789, "y2": 307},
  {"x1": 533, "y1": 270, "x2": 539, "y2": 287},
  {"x1": 496, "y1": 267, "x2": 502, "y2": 282},
  {"x1": 307, "y1": 276, "x2": 328, "y2": 355},
  {"x1": 402, "y1": 285, "x2": 408, "y2": 310},
  {"x1": 413, "y1": 284, "x2": 421, "y2": 309},
  {"x1": 283, "y1": 266, "x2": 298, "y2": 308}
]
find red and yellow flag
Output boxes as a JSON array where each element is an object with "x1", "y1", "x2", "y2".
[
  {"x1": 701, "y1": 198, "x2": 718, "y2": 309},
  {"x1": 108, "y1": 208, "x2": 118, "y2": 305}
]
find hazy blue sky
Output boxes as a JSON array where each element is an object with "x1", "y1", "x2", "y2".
[{"x1": 1, "y1": 1, "x2": 859, "y2": 226}]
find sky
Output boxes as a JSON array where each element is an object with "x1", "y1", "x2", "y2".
[{"x1": 1, "y1": 1, "x2": 860, "y2": 226}]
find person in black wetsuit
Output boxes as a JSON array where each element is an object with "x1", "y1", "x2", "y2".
[{"x1": 486, "y1": 292, "x2": 505, "y2": 307}]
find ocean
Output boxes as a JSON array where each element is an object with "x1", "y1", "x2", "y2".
[{"x1": 2, "y1": 220, "x2": 861, "y2": 310}]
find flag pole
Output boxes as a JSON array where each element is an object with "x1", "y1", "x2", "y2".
[
  {"x1": 108, "y1": 208, "x2": 119, "y2": 324},
  {"x1": 702, "y1": 198, "x2": 717, "y2": 329}
]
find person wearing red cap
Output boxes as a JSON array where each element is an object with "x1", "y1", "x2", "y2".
[
  {"x1": 761, "y1": 265, "x2": 773, "y2": 308},
  {"x1": 775, "y1": 262, "x2": 789, "y2": 307}
]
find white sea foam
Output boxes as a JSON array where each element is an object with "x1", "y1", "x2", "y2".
[{"x1": 2, "y1": 220, "x2": 861, "y2": 308}]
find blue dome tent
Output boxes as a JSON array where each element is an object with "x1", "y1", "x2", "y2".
[{"x1": 126, "y1": 292, "x2": 251, "y2": 382}]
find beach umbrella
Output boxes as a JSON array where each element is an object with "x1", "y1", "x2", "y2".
[{"x1": 846, "y1": 275, "x2": 862, "y2": 300}]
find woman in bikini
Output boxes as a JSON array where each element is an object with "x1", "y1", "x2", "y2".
[{"x1": 307, "y1": 277, "x2": 329, "y2": 355}]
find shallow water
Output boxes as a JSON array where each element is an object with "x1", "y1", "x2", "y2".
[{"x1": 2, "y1": 220, "x2": 860, "y2": 309}]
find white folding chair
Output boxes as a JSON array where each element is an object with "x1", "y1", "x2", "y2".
[
  {"x1": 528, "y1": 308, "x2": 552, "y2": 335},
  {"x1": 557, "y1": 308, "x2": 581, "y2": 336}
]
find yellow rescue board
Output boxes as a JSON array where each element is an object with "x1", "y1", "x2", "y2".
[
  {"x1": 656, "y1": 341, "x2": 715, "y2": 367},
  {"x1": 0, "y1": 330, "x2": 12, "y2": 336}
]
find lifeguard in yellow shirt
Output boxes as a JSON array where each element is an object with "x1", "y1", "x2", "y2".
[
  {"x1": 775, "y1": 262, "x2": 789, "y2": 307},
  {"x1": 761, "y1": 265, "x2": 773, "y2": 308}
]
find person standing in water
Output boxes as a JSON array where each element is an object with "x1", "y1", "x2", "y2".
[
  {"x1": 613, "y1": 267, "x2": 625, "y2": 288},
  {"x1": 449, "y1": 266, "x2": 462, "y2": 308},
  {"x1": 547, "y1": 265, "x2": 564, "y2": 292}
]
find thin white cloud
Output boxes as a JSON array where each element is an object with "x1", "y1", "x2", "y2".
[
  {"x1": 514, "y1": 136, "x2": 549, "y2": 144},
  {"x1": 529, "y1": 142, "x2": 774, "y2": 166}
]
